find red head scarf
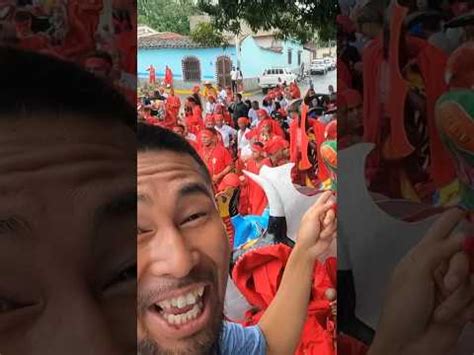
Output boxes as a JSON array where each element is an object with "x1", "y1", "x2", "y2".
[{"x1": 238, "y1": 117, "x2": 250, "y2": 126}]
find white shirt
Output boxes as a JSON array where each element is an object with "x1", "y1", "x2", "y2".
[
  {"x1": 230, "y1": 70, "x2": 237, "y2": 81},
  {"x1": 205, "y1": 101, "x2": 216, "y2": 114},
  {"x1": 248, "y1": 108, "x2": 259, "y2": 126},
  {"x1": 215, "y1": 124, "x2": 237, "y2": 148},
  {"x1": 237, "y1": 128, "x2": 251, "y2": 159},
  {"x1": 219, "y1": 89, "x2": 227, "y2": 101}
]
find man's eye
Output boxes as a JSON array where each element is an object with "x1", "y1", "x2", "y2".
[
  {"x1": 181, "y1": 212, "x2": 207, "y2": 225},
  {"x1": 0, "y1": 298, "x2": 30, "y2": 313},
  {"x1": 137, "y1": 227, "x2": 152, "y2": 235}
]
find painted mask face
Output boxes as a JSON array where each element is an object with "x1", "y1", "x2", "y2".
[{"x1": 436, "y1": 90, "x2": 474, "y2": 208}]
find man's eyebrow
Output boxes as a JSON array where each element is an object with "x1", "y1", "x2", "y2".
[
  {"x1": 178, "y1": 182, "x2": 213, "y2": 201},
  {"x1": 0, "y1": 216, "x2": 31, "y2": 237}
]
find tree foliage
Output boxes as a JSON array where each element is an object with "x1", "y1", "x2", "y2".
[
  {"x1": 138, "y1": 0, "x2": 198, "y2": 34},
  {"x1": 197, "y1": 0, "x2": 337, "y2": 43},
  {"x1": 190, "y1": 22, "x2": 228, "y2": 47}
]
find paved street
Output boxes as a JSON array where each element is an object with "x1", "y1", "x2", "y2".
[{"x1": 246, "y1": 70, "x2": 336, "y2": 103}]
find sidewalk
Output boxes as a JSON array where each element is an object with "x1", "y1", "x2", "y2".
[{"x1": 173, "y1": 88, "x2": 261, "y2": 98}]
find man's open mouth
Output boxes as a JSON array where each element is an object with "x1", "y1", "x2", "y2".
[
  {"x1": 147, "y1": 284, "x2": 211, "y2": 336},
  {"x1": 153, "y1": 285, "x2": 205, "y2": 326}
]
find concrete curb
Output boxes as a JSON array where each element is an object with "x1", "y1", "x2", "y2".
[{"x1": 174, "y1": 89, "x2": 262, "y2": 97}]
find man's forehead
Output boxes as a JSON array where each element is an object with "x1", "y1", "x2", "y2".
[
  {"x1": 138, "y1": 151, "x2": 210, "y2": 194},
  {"x1": 0, "y1": 114, "x2": 135, "y2": 148}
]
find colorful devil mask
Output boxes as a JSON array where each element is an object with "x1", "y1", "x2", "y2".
[
  {"x1": 435, "y1": 90, "x2": 474, "y2": 209},
  {"x1": 320, "y1": 140, "x2": 337, "y2": 190}
]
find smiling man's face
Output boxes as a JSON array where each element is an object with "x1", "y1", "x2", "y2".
[
  {"x1": 137, "y1": 151, "x2": 230, "y2": 354},
  {"x1": 0, "y1": 115, "x2": 136, "y2": 354}
]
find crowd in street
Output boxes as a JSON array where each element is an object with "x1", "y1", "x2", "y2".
[
  {"x1": 138, "y1": 77, "x2": 337, "y2": 216},
  {"x1": 338, "y1": 0, "x2": 474, "y2": 204}
]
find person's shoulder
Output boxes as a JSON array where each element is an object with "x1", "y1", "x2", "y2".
[{"x1": 220, "y1": 321, "x2": 266, "y2": 355}]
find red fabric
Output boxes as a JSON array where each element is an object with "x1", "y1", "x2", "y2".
[
  {"x1": 362, "y1": 35, "x2": 384, "y2": 147},
  {"x1": 416, "y1": 43, "x2": 456, "y2": 188},
  {"x1": 245, "y1": 158, "x2": 272, "y2": 215},
  {"x1": 338, "y1": 334, "x2": 369, "y2": 355},
  {"x1": 164, "y1": 67, "x2": 173, "y2": 86},
  {"x1": 337, "y1": 14, "x2": 356, "y2": 34},
  {"x1": 218, "y1": 173, "x2": 241, "y2": 191},
  {"x1": 382, "y1": 2, "x2": 412, "y2": 161},
  {"x1": 166, "y1": 94, "x2": 181, "y2": 121},
  {"x1": 198, "y1": 144, "x2": 233, "y2": 177},
  {"x1": 232, "y1": 244, "x2": 335, "y2": 355},
  {"x1": 264, "y1": 137, "x2": 288, "y2": 155},
  {"x1": 325, "y1": 121, "x2": 337, "y2": 140},
  {"x1": 147, "y1": 65, "x2": 156, "y2": 84},
  {"x1": 446, "y1": 43, "x2": 474, "y2": 90},
  {"x1": 290, "y1": 82, "x2": 302, "y2": 99},
  {"x1": 313, "y1": 120, "x2": 331, "y2": 183},
  {"x1": 185, "y1": 105, "x2": 203, "y2": 135},
  {"x1": 257, "y1": 119, "x2": 285, "y2": 138},
  {"x1": 289, "y1": 105, "x2": 311, "y2": 171}
]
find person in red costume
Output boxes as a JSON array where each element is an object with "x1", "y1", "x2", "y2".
[
  {"x1": 184, "y1": 96, "x2": 203, "y2": 136},
  {"x1": 75, "y1": 0, "x2": 103, "y2": 39},
  {"x1": 265, "y1": 137, "x2": 290, "y2": 167},
  {"x1": 163, "y1": 65, "x2": 173, "y2": 87},
  {"x1": 146, "y1": 64, "x2": 156, "y2": 85},
  {"x1": 197, "y1": 128, "x2": 234, "y2": 187},
  {"x1": 13, "y1": 10, "x2": 53, "y2": 53},
  {"x1": 289, "y1": 81, "x2": 301, "y2": 99},
  {"x1": 165, "y1": 88, "x2": 181, "y2": 122},
  {"x1": 256, "y1": 109, "x2": 285, "y2": 138},
  {"x1": 244, "y1": 142, "x2": 272, "y2": 215}
]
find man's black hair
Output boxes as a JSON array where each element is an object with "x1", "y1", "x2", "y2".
[
  {"x1": 236, "y1": 93, "x2": 242, "y2": 100},
  {"x1": 137, "y1": 123, "x2": 212, "y2": 186},
  {"x1": 0, "y1": 46, "x2": 135, "y2": 130}
]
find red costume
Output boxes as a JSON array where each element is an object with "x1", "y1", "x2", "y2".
[
  {"x1": 166, "y1": 92, "x2": 181, "y2": 121},
  {"x1": 147, "y1": 65, "x2": 156, "y2": 85},
  {"x1": 245, "y1": 144, "x2": 272, "y2": 215},
  {"x1": 198, "y1": 133, "x2": 233, "y2": 179},
  {"x1": 232, "y1": 244, "x2": 335, "y2": 355},
  {"x1": 164, "y1": 66, "x2": 173, "y2": 86}
]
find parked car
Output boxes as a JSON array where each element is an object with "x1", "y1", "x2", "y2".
[
  {"x1": 310, "y1": 59, "x2": 327, "y2": 75},
  {"x1": 258, "y1": 67, "x2": 297, "y2": 93},
  {"x1": 324, "y1": 57, "x2": 336, "y2": 71}
]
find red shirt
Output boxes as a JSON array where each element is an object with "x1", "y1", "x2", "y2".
[{"x1": 199, "y1": 144, "x2": 233, "y2": 177}]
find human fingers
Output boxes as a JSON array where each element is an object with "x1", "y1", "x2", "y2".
[
  {"x1": 323, "y1": 208, "x2": 336, "y2": 227},
  {"x1": 320, "y1": 218, "x2": 337, "y2": 240},
  {"x1": 434, "y1": 274, "x2": 474, "y2": 322},
  {"x1": 444, "y1": 251, "x2": 470, "y2": 293},
  {"x1": 413, "y1": 232, "x2": 464, "y2": 275},
  {"x1": 422, "y1": 208, "x2": 465, "y2": 244}
]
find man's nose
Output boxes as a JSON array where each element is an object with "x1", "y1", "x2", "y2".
[{"x1": 145, "y1": 226, "x2": 199, "y2": 279}]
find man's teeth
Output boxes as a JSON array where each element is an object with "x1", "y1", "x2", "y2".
[
  {"x1": 162, "y1": 302, "x2": 203, "y2": 325},
  {"x1": 157, "y1": 285, "x2": 205, "y2": 310}
]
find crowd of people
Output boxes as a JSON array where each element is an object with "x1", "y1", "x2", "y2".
[
  {"x1": 337, "y1": 0, "x2": 474, "y2": 353},
  {"x1": 0, "y1": 0, "x2": 137, "y2": 103},
  {"x1": 138, "y1": 78, "x2": 338, "y2": 217},
  {"x1": 338, "y1": 0, "x2": 474, "y2": 205}
]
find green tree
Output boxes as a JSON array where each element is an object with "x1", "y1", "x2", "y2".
[
  {"x1": 190, "y1": 22, "x2": 228, "y2": 47},
  {"x1": 197, "y1": 0, "x2": 337, "y2": 43},
  {"x1": 138, "y1": 0, "x2": 199, "y2": 34}
]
